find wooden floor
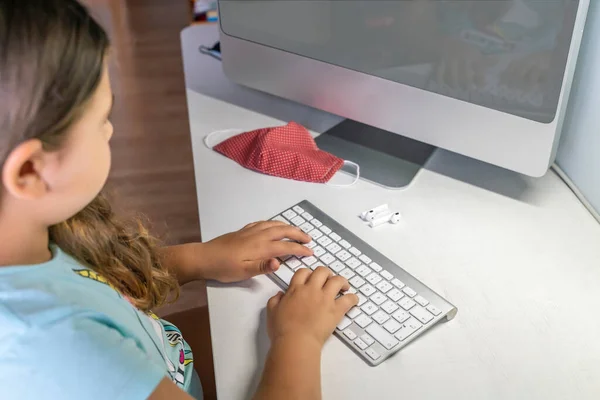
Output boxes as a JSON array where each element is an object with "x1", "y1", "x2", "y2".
[{"x1": 83, "y1": 1, "x2": 216, "y2": 398}]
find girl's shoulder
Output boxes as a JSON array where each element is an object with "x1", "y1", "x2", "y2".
[{"x1": 0, "y1": 246, "x2": 131, "y2": 331}]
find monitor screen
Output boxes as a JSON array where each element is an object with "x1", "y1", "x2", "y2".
[{"x1": 220, "y1": 0, "x2": 580, "y2": 123}]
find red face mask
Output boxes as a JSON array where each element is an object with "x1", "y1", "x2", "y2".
[{"x1": 204, "y1": 122, "x2": 359, "y2": 184}]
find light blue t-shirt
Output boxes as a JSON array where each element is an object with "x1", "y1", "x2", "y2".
[{"x1": 0, "y1": 246, "x2": 202, "y2": 400}]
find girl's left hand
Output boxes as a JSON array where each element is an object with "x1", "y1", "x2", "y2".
[{"x1": 197, "y1": 221, "x2": 313, "y2": 283}]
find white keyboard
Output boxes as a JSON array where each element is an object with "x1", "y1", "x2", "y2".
[{"x1": 269, "y1": 200, "x2": 457, "y2": 366}]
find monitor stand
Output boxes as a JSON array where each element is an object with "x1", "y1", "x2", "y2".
[{"x1": 315, "y1": 120, "x2": 436, "y2": 189}]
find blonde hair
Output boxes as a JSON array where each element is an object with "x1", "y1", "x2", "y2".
[
  {"x1": 49, "y1": 194, "x2": 178, "y2": 311},
  {"x1": 1, "y1": 0, "x2": 179, "y2": 311}
]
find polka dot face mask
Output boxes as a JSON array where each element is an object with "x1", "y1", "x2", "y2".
[{"x1": 204, "y1": 122, "x2": 359, "y2": 186}]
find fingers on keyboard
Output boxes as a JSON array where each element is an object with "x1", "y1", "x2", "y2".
[{"x1": 272, "y1": 204, "x2": 450, "y2": 365}]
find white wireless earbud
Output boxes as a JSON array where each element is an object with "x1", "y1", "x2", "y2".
[
  {"x1": 361, "y1": 204, "x2": 389, "y2": 221},
  {"x1": 369, "y1": 212, "x2": 394, "y2": 228},
  {"x1": 368, "y1": 211, "x2": 401, "y2": 227}
]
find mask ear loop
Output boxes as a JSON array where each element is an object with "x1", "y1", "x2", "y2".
[
  {"x1": 327, "y1": 160, "x2": 360, "y2": 187},
  {"x1": 204, "y1": 129, "x2": 244, "y2": 149}
]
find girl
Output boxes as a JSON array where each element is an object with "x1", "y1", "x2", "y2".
[{"x1": 0, "y1": 1, "x2": 358, "y2": 399}]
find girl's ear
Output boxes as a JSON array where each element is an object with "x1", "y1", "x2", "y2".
[{"x1": 2, "y1": 139, "x2": 49, "y2": 200}]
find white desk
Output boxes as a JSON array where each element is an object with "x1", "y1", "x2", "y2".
[{"x1": 181, "y1": 25, "x2": 600, "y2": 400}]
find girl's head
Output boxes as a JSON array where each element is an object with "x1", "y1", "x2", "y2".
[
  {"x1": 1, "y1": 0, "x2": 112, "y2": 223},
  {"x1": 0, "y1": 0, "x2": 178, "y2": 310}
]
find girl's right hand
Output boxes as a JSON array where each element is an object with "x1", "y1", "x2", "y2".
[{"x1": 266, "y1": 267, "x2": 359, "y2": 349}]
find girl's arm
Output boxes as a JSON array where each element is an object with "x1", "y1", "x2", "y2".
[
  {"x1": 253, "y1": 267, "x2": 358, "y2": 400},
  {"x1": 148, "y1": 378, "x2": 195, "y2": 400},
  {"x1": 160, "y1": 221, "x2": 313, "y2": 285},
  {"x1": 253, "y1": 336, "x2": 322, "y2": 400},
  {"x1": 147, "y1": 268, "x2": 355, "y2": 400},
  {"x1": 160, "y1": 243, "x2": 207, "y2": 285}
]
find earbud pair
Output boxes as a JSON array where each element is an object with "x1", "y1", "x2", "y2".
[{"x1": 360, "y1": 204, "x2": 401, "y2": 228}]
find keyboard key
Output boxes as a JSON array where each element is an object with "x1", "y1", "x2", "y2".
[
  {"x1": 339, "y1": 268, "x2": 356, "y2": 280},
  {"x1": 311, "y1": 219, "x2": 322, "y2": 228},
  {"x1": 319, "y1": 225, "x2": 332, "y2": 234},
  {"x1": 380, "y1": 270, "x2": 394, "y2": 280},
  {"x1": 291, "y1": 216, "x2": 306, "y2": 226},
  {"x1": 337, "y1": 316, "x2": 352, "y2": 331},
  {"x1": 313, "y1": 246, "x2": 326, "y2": 258},
  {"x1": 283, "y1": 209, "x2": 297, "y2": 220},
  {"x1": 376, "y1": 280, "x2": 393, "y2": 294},
  {"x1": 309, "y1": 229, "x2": 323, "y2": 240},
  {"x1": 426, "y1": 305, "x2": 442, "y2": 316},
  {"x1": 360, "y1": 284, "x2": 376, "y2": 296},
  {"x1": 336, "y1": 250, "x2": 351, "y2": 262},
  {"x1": 339, "y1": 239, "x2": 351, "y2": 249},
  {"x1": 383, "y1": 319, "x2": 402, "y2": 334},
  {"x1": 304, "y1": 241, "x2": 317, "y2": 249},
  {"x1": 392, "y1": 309, "x2": 410, "y2": 323},
  {"x1": 301, "y1": 212, "x2": 313, "y2": 221},
  {"x1": 346, "y1": 306, "x2": 362, "y2": 319},
  {"x1": 361, "y1": 334, "x2": 375, "y2": 346},
  {"x1": 359, "y1": 254, "x2": 372, "y2": 264},
  {"x1": 320, "y1": 253, "x2": 336, "y2": 264},
  {"x1": 403, "y1": 287, "x2": 417, "y2": 298},
  {"x1": 273, "y1": 215, "x2": 289, "y2": 224},
  {"x1": 366, "y1": 324, "x2": 400, "y2": 350},
  {"x1": 354, "y1": 338, "x2": 368, "y2": 350},
  {"x1": 366, "y1": 348, "x2": 380, "y2": 361},
  {"x1": 391, "y1": 278, "x2": 405, "y2": 289},
  {"x1": 356, "y1": 293, "x2": 368, "y2": 306},
  {"x1": 347, "y1": 287, "x2": 357, "y2": 294},
  {"x1": 370, "y1": 292, "x2": 387, "y2": 306},
  {"x1": 381, "y1": 300, "x2": 399, "y2": 314},
  {"x1": 387, "y1": 288, "x2": 405, "y2": 302},
  {"x1": 330, "y1": 232, "x2": 342, "y2": 242},
  {"x1": 349, "y1": 247, "x2": 361, "y2": 257},
  {"x1": 410, "y1": 306, "x2": 434, "y2": 324},
  {"x1": 285, "y1": 257, "x2": 302, "y2": 270},
  {"x1": 349, "y1": 276, "x2": 365, "y2": 288},
  {"x1": 355, "y1": 314, "x2": 373, "y2": 328},
  {"x1": 279, "y1": 254, "x2": 292, "y2": 262},
  {"x1": 356, "y1": 264, "x2": 372, "y2": 278},
  {"x1": 273, "y1": 265, "x2": 294, "y2": 285},
  {"x1": 399, "y1": 297, "x2": 416, "y2": 310},
  {"x1": 343, "y1": 328, "x2": 357, "y2": 341},
  {"x1": 394, "y1": 318, "x2": 422, "y2": 341},
  {"x1": 346, "y1": 260, "x2": 371, "y2": 278},
  {"x1": 292, "y1": 205, "x2": 304, "y2": 214},
  {"x1": 329, "y1": 261, "x2": 345, "y2": 273},
  {"x1": 326, "y1": 243, "x2": 342, "y2": 254},
  {"x1": 366, "y1": 273, "x2": 382, "y2": 285},
  {"x1": 370, "y1": 262, "x2": 383, "y2": 272},
  {"x1": 317, "y1": 236, "x2": 333, "y2": 247},
  {"x1": 361, "y1": 302, "x2": 378, "y2": 315},
  {"x1": 299, "y1": 222, "x2": 314, "y2": 233},
  {"x1": 372, "y1": 310, "x2": 390, "y2": 324},
  {"x1": 302, "y1": 256, "x2": 318, "y2": 267},
  {"x1": 414, "y1": 295, "x2": 429, "y2": 307}
]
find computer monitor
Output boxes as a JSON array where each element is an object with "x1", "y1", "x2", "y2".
[{"x1": 218, "y1": 1, "x2": 590, "y2": 187}]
